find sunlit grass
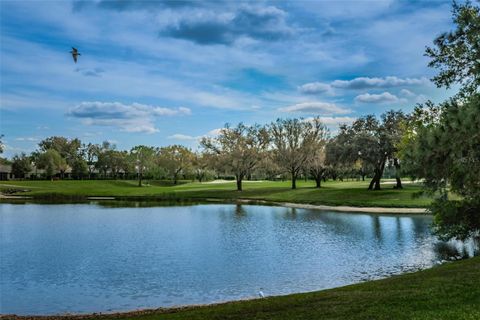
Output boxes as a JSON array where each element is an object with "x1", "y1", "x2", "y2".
[
  {"x1": 0, "y1": 179, "x2": 432, "y2": 207},
  {"x1": 103, "y1": 257, "x2": 480, "y2": 319}
]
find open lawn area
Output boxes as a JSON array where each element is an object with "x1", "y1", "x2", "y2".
[{"x1": 0, "y1": 179, "x2": 433, "y2": 208}]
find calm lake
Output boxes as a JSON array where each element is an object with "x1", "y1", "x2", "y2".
[{"x1": 0, "y1": 202, "x2": 477, "y2": 315}]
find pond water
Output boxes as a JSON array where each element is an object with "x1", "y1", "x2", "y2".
[{"x1": 0, "y1": 202, "x2": 477, "y2": 315}]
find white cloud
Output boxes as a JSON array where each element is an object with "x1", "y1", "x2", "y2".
[
  {"x1": 331, "y1": 76, "x2": 429, "y2": 90},
  {"x1": 414, "y1": 94, "x2": 429, "y2": 104},
  {"x1": 354, "y1": 92, "x2": 401, "y2": 104},
  {"x1": 168, "y1": 134, "x2": 200, "y2": 141},
  {"x1": 298, "y1": 82, "x2": 333, "y2": 95},
  {"x1": 206, "y1": 128, "x2": 223, "y2": 136},
  {"x1": 168, "y1": 128, "x2": 223, "y2": 141},
  {"x1": 68, "y1": 101, "x2": 191, "y2": 134},
  {"x1": 314, "y1": 116, "x2": 356, "y2": 126},
  {"x1": 399, "y1": 89, "x2": 416, "y2": 98},
  {"x1": 14, "y1": 137, "x2": 39, "y2": 142},
  {"x1": 278, "y1": 101, "x2": 351, "y2": 115}
]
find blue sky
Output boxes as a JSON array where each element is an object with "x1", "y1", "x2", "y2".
[{"x1": 0, "y1": 0, "x2": 458, "y2": 158}]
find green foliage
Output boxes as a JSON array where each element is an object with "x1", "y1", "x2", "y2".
[
  {"x1": 431, "y1": 198, "x2": 480, "y2": 241},
  {"x1": 425, "y1": 1, "x2": 480, "y2": 96},
  {"x1": 71, "y1": 158, "x2": 88, "y2": 180},
  {"x1": 201, "y1": 123, "x2": 269, "y2": 190},
  {"x1": 38, "y1": 136, "x2": 82, "y2": 166},
  {"x1": 401, "y1": 95, "x2": 480, "y2": 240},
  {"x1": 36, "y1": 149, "x2": 66, "y2": 179},
  {"x1": 157, "y1": 145, "x2": 194, "y2": 184},
  {"x1": 400, "y1": 1, "x2": 480, "y2": 240},
  {"x1": 11, "y1": 152, "x2": 32, "y2": 178},
  {"x1": 326, "y1": 111, "x2": 407, "y2": 190}
]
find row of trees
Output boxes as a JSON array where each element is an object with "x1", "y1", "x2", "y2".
[
  {"x1": 5, "y1": 109, "x2": 411, "y2": 192},
  {"x1": 6, "y1": 139, "x2": 209, "y2": 186}
]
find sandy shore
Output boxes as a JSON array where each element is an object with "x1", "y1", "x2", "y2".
[{"x1": 235, "y1": 199, "x2": 428, "y2": 214}]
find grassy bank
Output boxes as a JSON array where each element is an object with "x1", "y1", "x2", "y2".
[
  {"x1": 121, "y1": 257, "x2": 480, "y2": 320},
  {"x1": 9, "y1": 256, "x2": 479, "y2": 320},
  {"x1": 0, "y1": 179, "x2": 432, "y2": 208}
]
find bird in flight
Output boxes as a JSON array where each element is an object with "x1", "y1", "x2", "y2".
[{"x1": 70, "y1": 47, "x2": 81, "y2": 63}]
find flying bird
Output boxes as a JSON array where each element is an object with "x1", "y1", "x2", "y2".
[{"x1": 70, "y1": 47, "x2": 81, "y2": 63}]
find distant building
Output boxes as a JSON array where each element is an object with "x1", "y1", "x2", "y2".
[{"x1": 0, "y1": 164, "x2": 13, "y2": 180}]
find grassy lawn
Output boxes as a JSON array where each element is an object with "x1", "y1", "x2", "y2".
[
  {"x1": 32, "y1": 256, "x2": 476, "y2": 320},
  {"x1": 0, "y1": 179, "x2": 433, "y2": 207}
]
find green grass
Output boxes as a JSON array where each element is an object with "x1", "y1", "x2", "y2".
[
  {"x1": 0, "y1": 179, "x2": 432, "y2": 207},
  {"x1": 76, "y1": 256, "x2": 480, "y2": 320}
]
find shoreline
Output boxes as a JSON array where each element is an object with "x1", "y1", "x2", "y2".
[
  {"x1": 235, "y1": 199, "x2": 428, "y2": 214},
  {"x1": 0, "y1": 257, "x2": 465, "y2": 320},
  {"x1": 0, "y1": 298, "x2": 262, "y2": 320},
  {"x1": 0, "y1": 194, "x2": 428, "y2": 214}
]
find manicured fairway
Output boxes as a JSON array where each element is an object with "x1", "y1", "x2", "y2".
[{"x1": 0, "y1": 179, "x2": 432, "y2": 207}]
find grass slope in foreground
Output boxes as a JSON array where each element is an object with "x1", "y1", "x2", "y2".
[
  {"x1": 0, "y1": 180, "x2": 432, "y2": 208},
  {"x1": 19, "y1": 256, "x2": 477, "y2": 320},
  {"x1": 114, "y1": 257, "x2": 480, "y2": 319}
]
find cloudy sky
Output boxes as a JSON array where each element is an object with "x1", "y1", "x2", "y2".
[{"x1": 0, "y1": 0, "x2": 458, "y2": 157}]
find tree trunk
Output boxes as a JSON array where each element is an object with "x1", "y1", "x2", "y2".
[
  {"x1": 138, "y1": 172, "x2": 142, "y2": 187},
  {"x1": 236, "y1": 178, "x2": 242, "y2": 191},
  {"x1": 368, "y1": 168, "x2": 380, "y2": 190},
  {"x1": 393, "y1": 158, "x2": 403, "y2": 189},
  {"x1": 369, "y1": 158, "x2": 386, "y2": 190},
  {"x1": 315, "y1": 177, "x2": 321, "y2": 188},
  {"x1": 291, "y1": 170, "x2": 297, "y2": 189},
  {"x1": 374, "y1": 175, "x2": 381, "y2": 190}
]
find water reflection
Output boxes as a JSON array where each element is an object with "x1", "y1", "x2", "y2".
[{"x1": 0, "y1": 203, "x2": 477, "y2": 315}]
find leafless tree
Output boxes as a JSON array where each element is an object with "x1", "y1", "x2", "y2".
[
  {"x1": 270, "y1": 117, "x2": 327, "y2": 189},
  {"x1": 201, "y1": 123, "x2": 269, "y2": 191}
]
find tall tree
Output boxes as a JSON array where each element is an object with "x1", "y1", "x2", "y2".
[
  {"x1": 84, "y1": 143, "x2": 100, "y2": 179},
  {"x1": 329, "y1": 112, "x2": 407, "y2": 190},
  {"x1": 11, "y1": 153, "x2": 32, "y2": 179},
  {"x1": 37, "y1": 149, "x2": 66, "y2": 180},
  {"x1": 400, "y1": 95, "x2": 480, "y2": 240},
  {"x1": 192, "y1": 152, "x2": 211, "y2": 183},
  {"x1": 378, "y1": 110, "x2": 409, "y2": 189},
  {"x1": 94, "y1": 141, "x2": 115, "y2": 179},
  {"x1": 270, "y1": 117, "x2": 326, "y2": 189},
  {"x1": 425, "y1": 1, "x2": 480, "y2": 97},
  {"x1": 201, "y1": 123, "x2": 269, "y2": 191},
  {"x1": 307, "y1": 125, "x2": 329, "y2": 188},
  {"x1": 157, "y1": 145, "x2": 194, "y2": 184},
  {"x1": 399, "y1": 1, "x2": 480, "y2": 240},
  {"x1": 38, "y1": 136, "x2": 82, "y2": 167},
  {"x1": 71, "y1": 158, "x2": 88, "y2": 180},
  {"x1": 130, "y1": 145, "x2": 156, "y2": 187}
]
